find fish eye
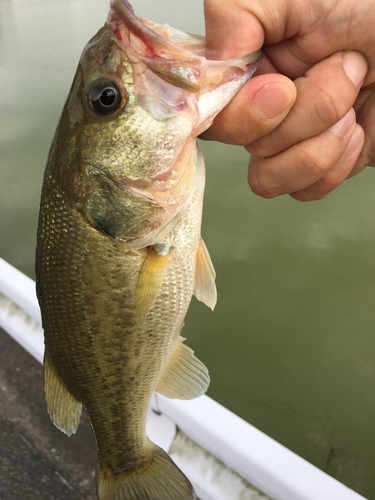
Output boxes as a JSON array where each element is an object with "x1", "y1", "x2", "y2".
[{"x1": 88, "y1": 79, "x2": 125, "y2": 116}]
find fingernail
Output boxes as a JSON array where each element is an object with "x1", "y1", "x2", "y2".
[
  {"x1": 253, "y1": 83, "x2": 294, "y2": 120},
  {"x1": 329, "y1": 109, "x2": 354, "y2": 138},
  {"x1": 342, "y1": 51, "x2": 368, "y2": 88},
  {"x1": 343, "y1": 124, "x2": 363, "y2": 155}
]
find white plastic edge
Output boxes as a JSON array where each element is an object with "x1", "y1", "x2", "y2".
[
  {"x1": 0, "y1": 257, "x2": 367, "y2": 500},
  {"x1": 152, "y1": 395, "x2": 367, "y2": 500},
  {"x1": 0, "y1": 258, "x2": 41, "y2": 324}
]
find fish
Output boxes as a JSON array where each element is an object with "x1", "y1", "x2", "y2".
[{"x1": 35, "y1": 1, "x2": 261, "y2": 499}]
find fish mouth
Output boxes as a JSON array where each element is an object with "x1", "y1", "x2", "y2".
[
  {"x1": 106, "y1": 0, "x2": 262, "y2": 193},
  {"x1": 103, "y1": 1, "x2": 262, "y2": 248},
  {"x1": 108, "y1": 0, "x2": 262, "y2": 93}
]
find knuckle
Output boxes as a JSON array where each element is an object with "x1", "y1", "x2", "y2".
[
  {"x1": 315, "y1": 157, "x2": 354, "y2": 191},
  {"x1": 234, "y1": 128, "x2": 255, "y2": 147},
  {"x1": 247, "y1": 140, "x2": 268, "y2": 158},
  {"x1": 291, "y1": 189, "x2": 330, "y2": 202},
  {"x1": 247, "y1": 133, "x2": 279, "y2": 158},
  {"x1": 291, "y1": 167, "x2": 346, "y2": 202},
  {"x1": 298, "y1": 145, "x2": 333, "y2": 180},
  {"x1": 310, "y1": 80, "x2": 351, "y2": 128},
  {"x1": 222, "y1": 122, "x2": 256, "y2": 147},
  {"x1": 318, "y1": 172, "x2": 343, "y2": 191},
  {"x1": 299, "y1": 138, "x2": 340, "y2": 182},
  {"x1": 248, "y1": 164, "x2": 281, "y2": 199}
]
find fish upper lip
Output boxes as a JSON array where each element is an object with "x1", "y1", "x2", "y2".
[
  {"x1": 109, "y1": 0, "x2": 262, "y2": 63},
  {"x1": 108, "y1": 0, "x2": 262, "y2": 92},
  {"x1": 109, "y1": 0, "x2": 203, "y2": 58}
]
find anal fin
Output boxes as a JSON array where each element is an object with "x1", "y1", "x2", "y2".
[
  {"x1": 44, "y1": 347, "x2": 82, "y2": 436},
  {"x1": 136, "y1": 243, "x2": 171, "y2": 328},
  {"x1": 156, "y1": 336, "x2": 210, "y2": 400},
  {"x1": 194, "y1": 238, "x2": 217, "y2": 310}
]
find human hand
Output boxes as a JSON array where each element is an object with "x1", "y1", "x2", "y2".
[{"x1": 203, "y1": 0, "x2": 374, "y2": 201}]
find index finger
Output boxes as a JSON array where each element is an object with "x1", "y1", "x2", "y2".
[{"x1": 204, "y1": 0, "x2": 264, "y2": 58}]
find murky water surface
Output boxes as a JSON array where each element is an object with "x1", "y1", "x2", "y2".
[{"x1": 1, "y1": 1, "x2": 375, "y2": 497}]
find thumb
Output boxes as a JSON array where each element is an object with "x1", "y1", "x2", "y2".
[{"x1": 204, "y1": 0, "x2": 265, "y2": 59}]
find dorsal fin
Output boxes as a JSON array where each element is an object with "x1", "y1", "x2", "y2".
[
  {"x1": 44, "y1": 347, "x2": 82, "y2": 436},
  {"x1": 136, "y1": 242, "x2": 171, "y2": 328},
  {"x1": 194, "y1": 238, "x2": 217, "y2": 310},
  {"x1": 156, "y1": 336, "x2": 210, "y2": 400}
]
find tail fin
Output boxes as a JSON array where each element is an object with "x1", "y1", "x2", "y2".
[{"x1": 97, "y1": 444, "x2": 197, "y2": 500}]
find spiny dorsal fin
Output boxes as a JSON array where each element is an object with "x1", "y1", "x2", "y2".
[
  {"x1": 194, "y1": 238, "x2": 217, "y2": 310},
  {"x1": 136, "y1": 243, "x2": 171, "y2": 328},
  {"x1": 156, "y1": 336, "x2": 210, "y2": 400},
  {"x1": 44, "y1": 347, "x2": 82, "y2": 436}
]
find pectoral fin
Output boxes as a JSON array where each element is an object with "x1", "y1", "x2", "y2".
[
  {"x1": 156, "y1": 336, "x2": 210, "y2": 399},
  {"x1": 136, "y1": 243, "x2": 171, "y2": 328},
  {"x1": 44, "y1": 348, "x2": 82, "y2": 436},
  {"x1": 194, "y1": 238, "x2": 217, "y2": 310}
]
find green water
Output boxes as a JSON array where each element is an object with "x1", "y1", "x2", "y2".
[{"x1": 1, "y1": 1, "x2": 375, "y2": 497}]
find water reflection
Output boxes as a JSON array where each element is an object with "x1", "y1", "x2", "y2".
[{"x1": 1, "y1": 1, "x2": 375, "y2": 498}]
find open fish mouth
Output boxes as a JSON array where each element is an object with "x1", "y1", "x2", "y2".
[
  {"x1": 106, "y1": 0, "x2": 262, "y2": 198},
  {"x1": 86, "y1": 0, "x2": 263, "y2": 248},
  {"x1": 108, "y1": 0, "x2": 262, "y2": 93}
]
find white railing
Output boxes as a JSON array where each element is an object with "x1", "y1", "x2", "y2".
[{"x1": 0, "y1": 257, "x2": 367, "y2": 500}]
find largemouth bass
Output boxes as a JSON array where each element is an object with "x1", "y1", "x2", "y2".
[{"x1": 35, "y1": 1, "x2": 261, "y2": 499}]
